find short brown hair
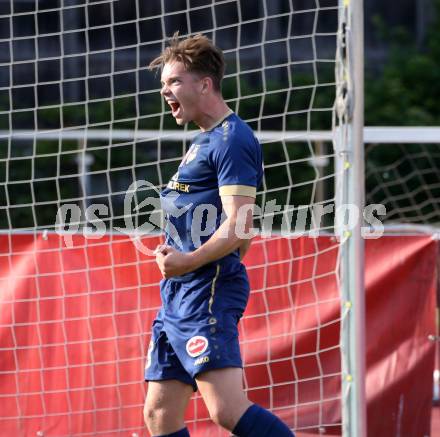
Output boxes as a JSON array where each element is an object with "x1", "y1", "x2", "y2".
[{"x1": 148, "y1": 33, "x2": 225, "y2": 92}]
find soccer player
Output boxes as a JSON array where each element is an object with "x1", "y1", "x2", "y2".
[{"x1": 144, "y1": 33, "x2": 295, "y2": 437}]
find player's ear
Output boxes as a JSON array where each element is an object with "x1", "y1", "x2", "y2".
[{"x1": 201, "y1": 76, "x2": 213, "y2": 94}]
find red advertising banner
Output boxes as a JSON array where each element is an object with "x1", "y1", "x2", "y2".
[{"x1": 0, "y1": 235, "x2": 437, "y2": 436}]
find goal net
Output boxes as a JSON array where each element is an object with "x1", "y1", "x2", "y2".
[
  {"x1": 366, "y1": 141, "x2": 440, "y2": 229},
  {"x1": 0, "y1": 1, "x2": 346, "y2": 436}
]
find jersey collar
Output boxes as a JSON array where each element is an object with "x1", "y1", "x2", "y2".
[{"x1": 203, "y1": 108, "x2": 234, "y2": 132}]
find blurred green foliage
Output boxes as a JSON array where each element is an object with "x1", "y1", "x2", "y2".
[
  {"x1": 365, "y1": 1, "x2": 440, "y2": 125},
  {"x1": 364, "y1": 1, "x2": 440, "y2": 224}
]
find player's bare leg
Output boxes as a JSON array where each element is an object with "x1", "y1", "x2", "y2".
[
  {"x1": 196, "y1": 367, "x2": 252, "y2": 430},
  {"x1": 144, "y1": 380, "x2": 193, "y2": 436},
  {"x1": 197, "y1": 367, "x2": 294, "y2": 436}
]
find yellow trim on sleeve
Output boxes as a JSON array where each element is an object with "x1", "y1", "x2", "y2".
[{"x1": 219, "y1": 185, "x2": 256, "y2": 198}]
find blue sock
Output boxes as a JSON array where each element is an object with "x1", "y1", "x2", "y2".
[
  {"x1": 153, "y1": 427, "x2": 190, "y2": 437},
  {"x1": 232, "y1": 404, "x2": 294, "y2": 437}
]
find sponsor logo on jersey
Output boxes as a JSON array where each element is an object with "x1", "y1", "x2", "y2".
[
  {"x1": 166, "y1": 181, "x2": 190, "y2": 192},
  {"x1": 194, "y1": 355, "x2": 210, "y2": 366},
  {"x1": 186, "y1": 335, "x2": 209, "y2": 358}
]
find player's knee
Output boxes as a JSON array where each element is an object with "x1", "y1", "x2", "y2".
[
  {"x1": 143, "y1": 403, "x2": 166, "y2": 430},
  {"x1": 143, "y1": 402, "x2": 154, "y2": 428},
  {"x1": 208, "y1": 404, "x2": 237, "y2": 431},
  {"x1": 144, "y1": 400, "x2": 185, "y2": 432}
]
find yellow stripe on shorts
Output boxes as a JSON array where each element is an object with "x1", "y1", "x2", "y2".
[{"x1": 208, "y1": 264, "x2": 221, "y2": 314}]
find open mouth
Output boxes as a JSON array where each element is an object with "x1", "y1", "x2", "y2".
[{"x1": 168, "y1": 101, "x2": 181, "y2": 117}]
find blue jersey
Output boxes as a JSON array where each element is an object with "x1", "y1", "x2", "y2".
[
  {"x1": 146, "y1": 111, "x2": 263, "y2": 385},
  {"x1": 160, "y1": 111, "x2": 263, "y2": 281}
]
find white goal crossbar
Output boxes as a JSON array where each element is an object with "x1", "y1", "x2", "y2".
[{"x1": 3, "y1": 127, "x2": 440, "y2": 143}]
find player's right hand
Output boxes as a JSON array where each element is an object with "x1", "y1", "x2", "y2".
[
  {"x1": 155, "y1": 245, "x2": 196, "y2": 278},
  {"x1": 153, "y1": 244, "x2": 168, "y2": 255}
]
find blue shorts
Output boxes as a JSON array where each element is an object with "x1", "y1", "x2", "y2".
[{"x1": 145, "y1": 263, "x2": 250, "y2": 390}]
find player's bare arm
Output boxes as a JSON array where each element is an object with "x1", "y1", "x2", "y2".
[
  {"x1": 155, "y1": 195, "x2": 254, "y2": 278},
  {"x1": 239, "y1": 237, "x2": 252, "y2": 260}
]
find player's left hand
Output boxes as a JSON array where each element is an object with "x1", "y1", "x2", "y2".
[{"x1": 154, "y1": 245, "x2": 195, "y2": 278}]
